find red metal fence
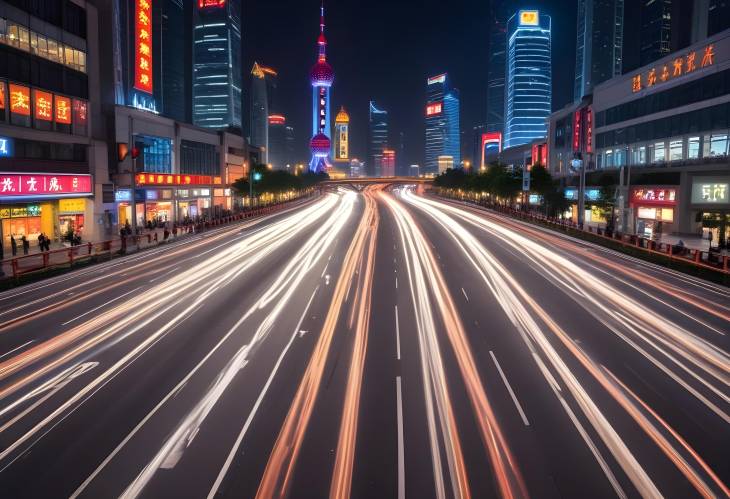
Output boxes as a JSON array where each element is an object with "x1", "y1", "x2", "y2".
[{"x1": 443, "y1": 197, "x2": 730, "y2": 276}]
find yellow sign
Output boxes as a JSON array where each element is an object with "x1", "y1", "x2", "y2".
[
  {"x1": 58, "y1": 198, "x2": 86, "y2": 213},
  {"x1": 632, "y1": 44, "x2": 715, "y2": 93},
  {"x1": 519, "y1": 10, "x2": 539, "y2": 26}
]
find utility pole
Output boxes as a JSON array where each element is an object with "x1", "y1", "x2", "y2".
[{"x1": 129, "y1": 115, "x2": 137, "y2": 236}]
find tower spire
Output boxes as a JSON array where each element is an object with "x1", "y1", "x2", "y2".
[{"x1": 317, "y1": 1, "x2": 327, "y2": 62}]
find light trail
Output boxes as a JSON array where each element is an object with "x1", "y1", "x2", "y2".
[
  {"x1": 400, "y1": 189, "x2": 730, "y2": 497},
  {"x1": 384, "y1": 190, "x2": 531, "y2": 499},
  {"x1": 0, "y1": 193, "x2": 346, "y2": 470},
  {"x1": 330, "y1": 187, "x2": 379, "y2": 499},
  {"x1": 253, "y1": 188, "x2": 375, "y2": 499}
]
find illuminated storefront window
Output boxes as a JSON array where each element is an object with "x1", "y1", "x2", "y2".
[
  {"x1": 709, "y1": 134, "x2": 728, "y2": 156},
  {"x1": 0, "y1": 18, "x2": 87, "y2": 73}
]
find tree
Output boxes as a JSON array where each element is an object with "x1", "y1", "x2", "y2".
[{"x1": 595, "y1": 174, "x2": 617, "y2": 230}]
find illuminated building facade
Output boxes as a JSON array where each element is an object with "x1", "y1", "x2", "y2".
[
  {"x1": 192, "y1": 0, "x2": 242, "y2": 129},
  {"x1": 367, "y1": 101, "x2": 388, "y2": 177},
  {"x1": 504, "y1": 10, "x2": 552, "y2": 149},
  {"x1": 381, "y1": 149, "x2": 396, "y2": 177},
  {"x1": 487, "y1": 4, "x2": 508, "y2": 135},
  {"x1": 309, "y1": 2, "x2": 334, "y2": 173},
  {"x1": 250, "y1": 63, "x2": 278, "y2": 164},
  {"x1": 425, "y1": 73, "x2": 460, "y2": 175},
  {"x1": 334, "y1": 107, "x2": 350, "y2": 163},
  {"x1": 153, "y1": 0, "x2": 188, "y2": 122},
  {"x1": 574, "y1": 0, "x2": 624, "y2": 101},
  {"x1": 268, "y1": 114, "x2": 289, "y2": 169}
]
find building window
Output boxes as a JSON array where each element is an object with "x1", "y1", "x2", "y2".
[
  {"x1": 0, "y1": 17, "x2": 86, "y2": 73},
  {"x1": 605, "y1": 149, "x2": 613, "y2": 167},
  {"x1": 669, "y1": 140, "x2": 683, "y2": 161},
  {"x1": 688, "y1": 137, "x2": 700, "y2": 159},
  {"x1": 710, "y1": 134, "x2": 728, "y2": 156},
  {"x1": 653, "y1": 142, "x2": 666, "y2": 162},
  {"x1": 135, "y1": 135, "x2": 173, "y2": 174}
]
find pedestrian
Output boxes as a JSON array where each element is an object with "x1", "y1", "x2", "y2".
[
  {"x1": 163, "y1": 228, "x2": 170, "y2": 241},
  {"x1": 38, "y1": 233, "x2": 44, "y2": 251},
  {"x1": 21, "y1": 235, "x2": 29, "y2": 255},
  {"x1": 10, "y1": 235, "x2": 17, "y2": 256}
]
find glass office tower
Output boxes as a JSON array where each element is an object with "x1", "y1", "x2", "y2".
[
  {"x1": 504, "y1": 10, "x2": 552, "y2": 149},
  {"x1": 192, "y1": 0, "x2": 242, "y2": 129}
]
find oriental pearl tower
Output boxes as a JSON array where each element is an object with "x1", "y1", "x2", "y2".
[{"x1": 308, "y1": 1, "x2": 334, "y2": 173}]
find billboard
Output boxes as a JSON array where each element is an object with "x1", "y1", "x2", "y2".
[
  {"x1": 426, "y1": 102, "x2": 443, "y2": 116},
  {"x1": 519, "y1": 10, "x2": 539, "y2": 26},
  {"x1": 427, "y1": 74, "x2": 446, "y2": 85},
  {"x1": 0, "y1": 173, "x2": 93, "y2": 198},
  {"x1": 134, "y1": 0, "x2": 153, "y2": 94}
]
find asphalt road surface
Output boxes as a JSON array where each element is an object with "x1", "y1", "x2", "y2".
[{"x1": 0, "y1": 186, "x2": 727, "y2": 499}]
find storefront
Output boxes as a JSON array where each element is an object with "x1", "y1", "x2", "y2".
[
  {"x1": 690, "y1": 176, "x2": 730, "y2": 244},
  {"x1": 564, "y1": 187, "x2": 604, "y2": 224},
  {"x1": 630, "y1": 187, "x2": 678, "y2": 238},
  {"x1": 0, "y1": 172, "x2": 93, "y2": 249}
]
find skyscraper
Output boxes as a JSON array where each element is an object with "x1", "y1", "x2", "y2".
[
  {"x1": 368, "y1": 101, "x2": 388, "y2": 177},
  {"x1": 504, "y1": 10, "x2": 552, "y2": 149},
  {"x1": 152, "y1": 0, "x2": 188, "y2": 122},
  {"x1": 250, "y1": 63, "x2": 278, "y2": 164},
  {"x1": 334, "y1": 107, "x2": 350, "y2": 163},
  {"x1": 574, "y1": 0, "x2": 624, "y2": 101},
  {"x1": 382, "y1": 149, "x2": 396, "y2": 177},
  {"x1": 268, "y1": 114, "x2": 288, "y2": 169},
  {"x1": 486, "y1": 9, "x2": 507, "y2": 134},
  {"x1": 425, "y1": 73, "x2": 460, "y2": 175},
  {"x1": 192, "y1": 0, "x2": 242, "y2": 130},
  {"x1": 638, "y1": 0, "x2": 693, "y2": 67},
  {"x1": 309, "y1": 2, "x2": 335, "y2": 173}
]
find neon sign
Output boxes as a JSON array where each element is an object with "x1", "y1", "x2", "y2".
[
  {"x1": 0, "y1": 137, "x2": 13, "y2": 157},
  {"x1": 199, "y1": 0, "x2": 225, "y2": 7},
  {"x1": 573, "y1": 110, "x2": 581, "y2": 152},
  {"x1": 426, "y1": 102, "x2": 443, "y2": 116},
  {"x1": 631, "y1": 188, "x2": 677, "y2": 205},
  {"x1": 54, "y1": 95, "x2": 71, "y2": 124},
  {"x1": 519, "y1": 10, "x2": 539, "y2": 26},
  {"x1": 632, "y1": 44, "x2": 714, "y2": 93},
  {"x1": 134, "y1": 0, "x2": 153, "y2": 94},
  {"x1": 268, "y1": 114, "x2": 286, "y2": 125},
  {"x1": 481, "y1": 132, "x2": 502, "y2": 168},
  {"x1": 34, "y1": 90, "x2": 53, "y2": 121},
  {"x1": 136, "y1": 173, "x2": 221, "y2": 186},
  {"x1": 0, "y1": 173, "x2": 92, "y2": 198},
  {"x1": 9, "y1": 84, "x2": 30, "y2": 116},
  {"x1": 427, "y1": 74, "x2": 446, "y2": 85}
]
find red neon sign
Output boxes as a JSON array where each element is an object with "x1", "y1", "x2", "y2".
[
  {"x1": 480, "y1": 132, "x2": 502, "y2": 168},
  {"x1": 136, "y1": 173, "x2": 218, "y2": 186},
  {"x1": 0, "y1": 173, "x2": 92, "y2": 197},
  {"x1": 585, "y1": 107, "x2": 593, "y2": 153},
  {"x1": 199, "y1": 0, "x2": 226, "y2": 8},
  {"x1": 0, "y1": 83, "x2": 5, "y2": 110},
  {"x1": 8, "y1": 84, "x2": 31, "y2": 116},
  {"x1": 134, "y1": 0, "x2": 153, "y2": 94},
  {"x1": 268, "y1": 114, "x2": 286, "y2": 125},
  {"x1": 33, "y1": 90, "x2": 53, "y2": 121},
  {"x1": 573, "y1": 110, "x2": 581, "y2": 152},
  {"x1": 73, "y1": 99, "x2": 88, "y2": 125},
  {"x1": 54, "y1": 95, "x2": 71, "y2": 124},
  {"x1": 630, "y1": 188, "x2": 677, "y2": 206},
  {"x1": 426, "y1": 102, "x2": 443, "y2": 116}
]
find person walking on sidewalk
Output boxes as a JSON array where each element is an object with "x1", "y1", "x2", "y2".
[
  {"x1": 10, "y1": 235, "x2": 17, "y2": 256},
  {"x1": 21, "y1": 235, "x2": 29, "y2": 255},
  {"x1": 38, "y1": 233, "x2": 45, "y2": 252}
]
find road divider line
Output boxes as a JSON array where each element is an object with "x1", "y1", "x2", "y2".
[
  {"x1": 395, "y1": 305, "x2": 401, "y2": 360},
  {"x1": 0, "y1": 340, "x2": 34, "y2": 361},
  {"x1": 61, "y1": 287, "x2": 142, "y2": 326},
  {"x1": 396, "y1": 375, "x2": 405, "y2": 499},
  {"x1": 489, "y1": 351, "x2": 530, "y2": 426}
]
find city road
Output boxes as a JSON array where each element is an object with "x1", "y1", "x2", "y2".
[{"x1": 0, "y1": 186, "x2": 727, "y2": 499}]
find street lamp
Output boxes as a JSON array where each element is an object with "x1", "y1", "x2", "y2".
[{"x1": 571, "y1": 156, "x2": 585, "y2": 228}]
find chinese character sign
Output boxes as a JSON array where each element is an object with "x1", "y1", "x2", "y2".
[
  {"x1": 134, "y1": 0, "x2": 154, "y2": 94},
  {"x1": 8, "y1": 84, "x2": 30, "y2": 116},
  {"x1": 55, "y1": 95, "x2": 71, "y2": 124},
  {"x1": 0, "y1": 82, "x2": 5, "y2": 110},
  {"x1": 34, "y1": 90, "x2": 53, "y2": 121},
  {"x1": 632, "y1": 44, "x2": 715, "y2": 93},
  {"x1": 136, "y1": 173, "x2": 216, "y2": 186},
  {"x1": 73, "y1": 99, "x2": 88, "y2": 125},
  {"x1": 631, "y1": 188, "x2": 677, "y2": 205},
  {"x1": 692, "y1": 182, "x2": 729, "y2": 204},
  {"x1": 0, "y1": 173, "x2": 92, "y2": 197}
]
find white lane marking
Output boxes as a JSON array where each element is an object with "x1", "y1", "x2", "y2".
[
  {"x1": 489, "y1": 351, "x2": 530, "y2": 426},
  {"x1": 396, "y1": 376, "x2": 405, "y2": 499},
  {"x1": 395, "y1": 305, "x2": 401, "y2": 360},
  {"x1": 149, "y1": 267, "x2": 180, "y2": 283},
  {"x1": 395, "y1": 277, "x2": 398, "y2": 289},
  {"x1": 461, "y1": 287, "x2": 469, "y2": 302},
  {"x1": 0, "y1": 340, "x2": 34, "y2": 361},
  {"x1": 61, "y1": 287, "x2": 142, "y2": 326},
  {"x1": 321, "y1": 263, "x2": 329, "y2": 278},
  {"x1": 206, "y1": 286, "x2": 320, "y2": 499}
]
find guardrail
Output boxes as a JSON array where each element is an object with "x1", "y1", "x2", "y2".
[
  {"x1": 439, "y1": 195, "x2": 730, "y2": 276},
  {"x1": 0, "y1": 196, "x2": 311, "y2": 281}
]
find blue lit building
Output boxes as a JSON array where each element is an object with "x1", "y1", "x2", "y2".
[
  {"x1": 192, "y1": 0, "x2": 243, "y2": 130},
  {"x1": 503, "y1": 10, "x2": 552, "y2": 149},
  {"x1": 309, "y1": 3, "x2": 334, "y2": 173},
  {"x1": 367, "y1": 101, "x2": 388, "y2": 177},
  {"x1": 425, "y1": 73, "x2": 460, "y2": 175}
]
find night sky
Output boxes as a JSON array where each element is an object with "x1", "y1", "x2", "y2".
[{"x1": 245, "y1": 0, "x2": 578, "y2": 168}]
